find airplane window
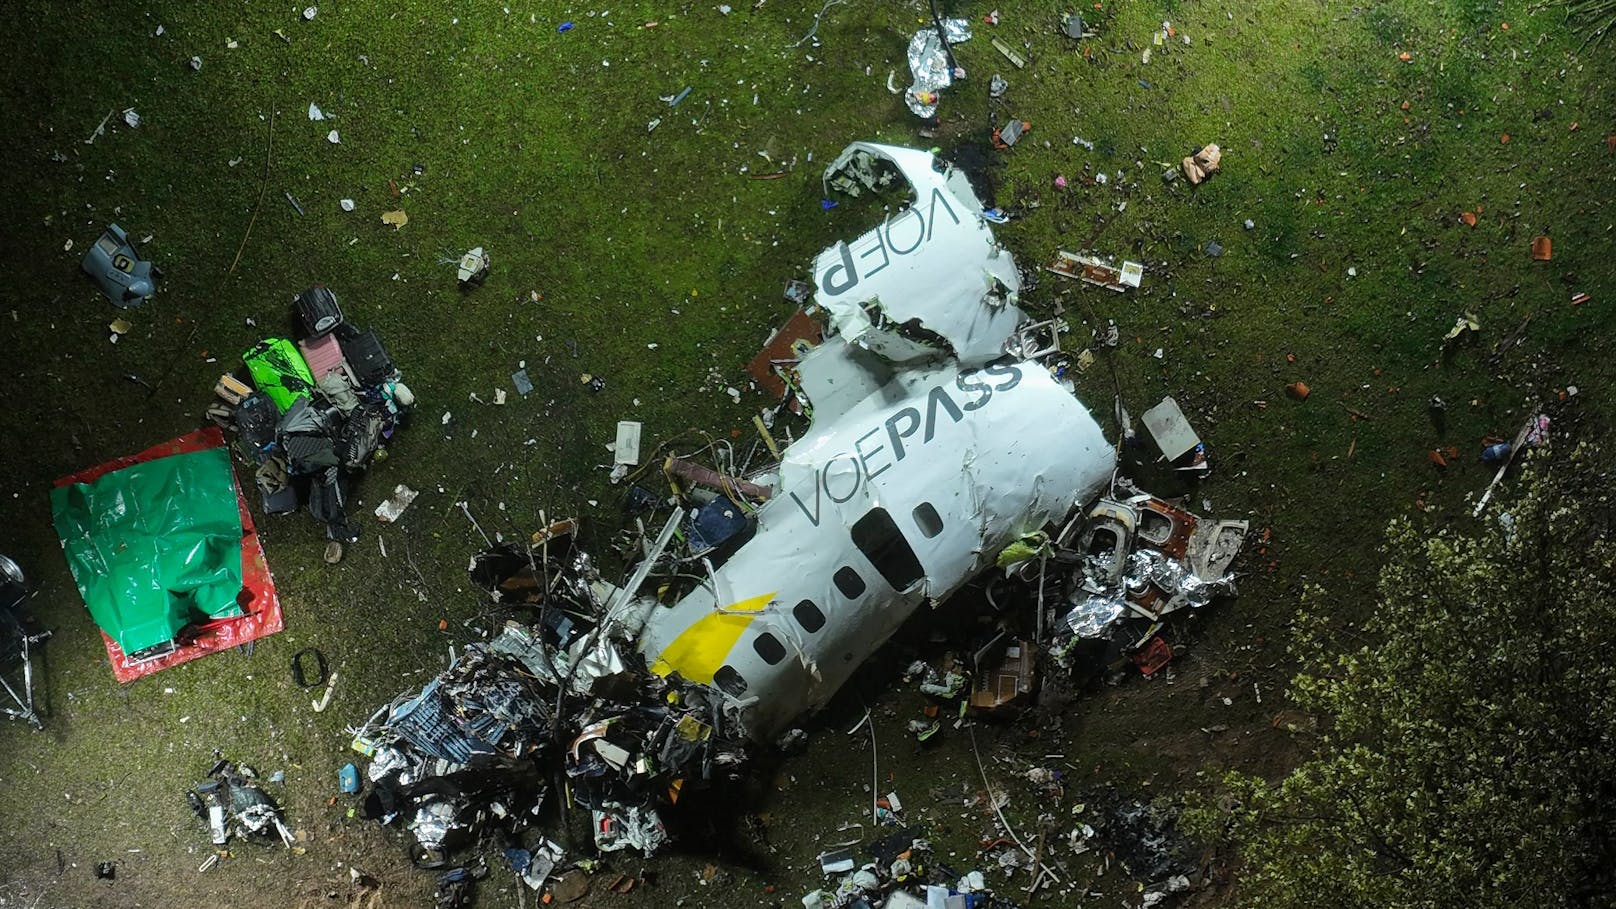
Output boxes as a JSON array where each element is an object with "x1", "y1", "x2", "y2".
[
  {"x1": 714, "y1": 665, "x2": 748, "y2": 697},
  {"x1": 793, "y1": 599, "x2": 826, "y2": 633},
  {"x1": 834, "y1": 566, "x2": 866, "y2": 599},
  {"x1": 753, "y1": 631, "x2": 787, "y2": 665},
  {"x1": 851, "y1": 507, "x2": 926, "y2": 591},
  {"x1": 912, "y1": 502, "x2": 944, "y2": 539}
]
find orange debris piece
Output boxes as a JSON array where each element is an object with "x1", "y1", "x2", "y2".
[
  {"x1": 1285, "y1": 382, "x2": 1311, "y2": 401},
  {"x1": 1532, "y1": 235, "x2": 1552, "y2": 261}
]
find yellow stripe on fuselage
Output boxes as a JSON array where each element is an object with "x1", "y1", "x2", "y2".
[{"x1": 648, "y1": 591, "x2": 777, "y2": 684}]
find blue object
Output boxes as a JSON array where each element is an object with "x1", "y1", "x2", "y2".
[
  {"x1": 82, "y1": 224, "x2": 158, "y2": 309},
  {"x1": 821, "y1": 199, "x2": 838, "y2": 211},
  {"x1": 505, "y1": 848, "x2": 531, "y2": 872},
  {"x1": 558, "y1": 21, "x2": 574, "y2": 31},
  {"x1": 1482, "y1": 442, "x2": 1512, "y2": 465},
  {"x1": 982, "y1": 207, "x2": 1010, "y2": 224},
  {"x1": 689, "y1": 500, "x2": 749, "y2": 551},
  {"x1": 339, "y1": 762, "x2": 360, "y2": 794}
]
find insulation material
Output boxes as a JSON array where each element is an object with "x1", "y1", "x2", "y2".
[
  {"x1": 904, "y1": 19, "x2": 971, "y2": 118},
  {"x1": 814, "y1": 143, "x2": 1024, "y2": 367}
]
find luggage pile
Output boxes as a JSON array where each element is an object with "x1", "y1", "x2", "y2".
[{"x1": 211, "y1": 286, "x2": 413, "y2": 547}]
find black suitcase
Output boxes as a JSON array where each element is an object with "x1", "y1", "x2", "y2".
[
  {"x1": 295, "y1": 286, "x2": 344, "y2": 337},
  {"x1": 339, "y1": 329, "x2": 394, "y2": 386}
]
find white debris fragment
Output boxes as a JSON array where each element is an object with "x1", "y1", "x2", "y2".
[
  {"x1": 122, "y1": 108, "x2": 142, "y2": 128},
  {"x1": 1347, "y1": 266, "x2": 1358, "y2": 277},
  {"x1": 340, "y1": 198, "x2": 355, "y2": 211},
  {"x1": 441, "y1": 411, "x2": 452, "y2": 425},
  {"x1": 326, "y1": 129, "x2": 340, "y2": 144},
  {"x1": 303, "y1": 6, "x2": 317, "y2": 20},
  {"x1": 374, "y1": 484, "x2": 419, "y2": 523},
  {"x1": 155, "y1": 24, "x2": 165, "y2": 36},
  {"x1": 308, "y1": 102, "x2": 324, "y2": 120}
]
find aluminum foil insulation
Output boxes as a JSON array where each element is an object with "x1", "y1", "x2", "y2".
[
  {"x1": 905, "y1": 19, "x2": 972, "y2": 117},
  {"x1": 1064, "y1": 593, "x2": 1126, "y2": 638}
]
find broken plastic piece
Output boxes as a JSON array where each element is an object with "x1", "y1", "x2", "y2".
[
  {"x1": 81, "y1": 224, "x2": 158, "y2": 308},
  {"x1": 1141, "y1": 397, "x2": 1202, "y2": 464},
  {"x1": 456, "y1": 247, "x2": 490, "y2": 286}
]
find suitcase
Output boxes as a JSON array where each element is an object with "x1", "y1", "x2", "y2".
[
  {"x1": 339, "y1": 329, "x2": 394, "y2": 386},
  {"x1": 295, "y1": 286, "x2": 344, "y2": 337}
]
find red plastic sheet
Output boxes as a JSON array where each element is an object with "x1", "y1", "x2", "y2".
[{"x1": 53, "y1": 427, "x2": 284, "y2": 683}]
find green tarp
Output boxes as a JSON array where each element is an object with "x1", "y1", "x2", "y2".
[{"x1": 50, "y1": 447, "x2": 245, "y2": 654}]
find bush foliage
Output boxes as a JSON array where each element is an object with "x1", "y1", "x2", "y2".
[{"x1": 1214, "y1": 444, "x2": 1616, "y2": 907}]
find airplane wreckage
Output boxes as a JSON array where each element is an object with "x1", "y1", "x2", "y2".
[{"x1": 348, "y1": 142, "x2": 1249, "y2": 897}]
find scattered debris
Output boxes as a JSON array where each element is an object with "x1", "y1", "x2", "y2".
[
  {"x1": 1181, "y1": 143, "x2": 1222, "y2": 185},
  {"x1": 903, "y1": 18, "x2": 971, "y2": 117},
  {"x1": 1046, "y1": 251, "x2": 1143, "y2": 291},
  {"x1": 456, "y1": 247, "x2": 490, "y2": 287},
  {"x1": 381, "y1": 210, "x2": 409, "y2": 229},
  {"x1": 1443, "y1": 311, "x2": 1480, "y2": 343},
  {"x1": 1141, "y1": 396, "x2": 1211, "y2": 475},
  {"x1": 339, "y1": 143, "x2": 1251, "y2": 899},
  {"x1": 0, "y1": 555, "x2": 51, "y2": 729},
  {"x1": 993, "y1": 118, "x2": 1030, "y2": 148},
  {"x1": 186, "y1": 758, "x2": 295, "y2": 852},
  {"x1": 374, "y1": 484, "x2": 419, "y2": 523},
  {"x1": 991, "y1": 36, "x2": 1026, "y2": 68},
  {"x1": 81, "y1": 224, "x2": 159, "y2": 308},
  {"x1": 1531, "y1": 235, "x2": 1552, "y2": 261},
  {"x1": 84, "y1": 108, "x2": 116, "y2": 144}
]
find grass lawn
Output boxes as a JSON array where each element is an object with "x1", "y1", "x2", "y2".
[{"x1": 0, "y1": 0, "x2": 1610, "y2": 906}]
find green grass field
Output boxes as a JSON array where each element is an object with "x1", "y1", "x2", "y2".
[{"x1": 0, "y1": 1, "x2": 1610, "y2": 906}]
